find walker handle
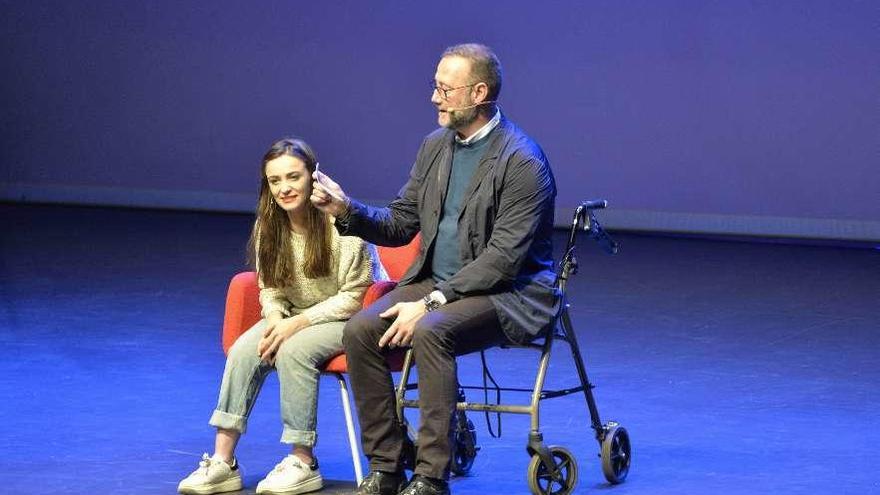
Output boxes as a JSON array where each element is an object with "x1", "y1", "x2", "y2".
[{"x1": 580, "y1": 199, "x2": 608, "y2": 210}]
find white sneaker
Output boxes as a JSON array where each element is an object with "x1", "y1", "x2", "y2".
[
  {"x1": 255, "y1": 455, "x2": 323, "y2": 495},
  {"x1": 178, "y1": 453, "x2": 243, "y2": 494}
]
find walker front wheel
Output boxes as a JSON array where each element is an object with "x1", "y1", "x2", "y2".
[
  {"x1": 526, "y1": 446, "x2": 578, "y2": 495},
  {"x1": 601, "y1": 424, "x2": 631, "y2": 483}
]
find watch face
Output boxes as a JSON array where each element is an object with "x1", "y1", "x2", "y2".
[{"x1": 423, "y1": 295, "x2": 440, "y2": 311}]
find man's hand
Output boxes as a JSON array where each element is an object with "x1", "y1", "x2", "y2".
[
  {"x1": 378, "y1": 301, "x2": 428, "y2": 348},
  {"x1": 310, "y1": 170, "x2": 349, "y2": 218},
  {"x1": 258, "y1": 314, "x2": 309, "y2": 364}
]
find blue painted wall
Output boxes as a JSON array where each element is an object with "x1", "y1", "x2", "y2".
[{"x1": 1, "y1": 2, "x2": 877, "y2": 237}]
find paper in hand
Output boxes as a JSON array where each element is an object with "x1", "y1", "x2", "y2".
[{"x1": 313, "y1": 162, "x2": 345, "y2": 202}]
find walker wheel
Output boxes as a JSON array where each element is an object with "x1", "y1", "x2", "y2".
[
  {"x1": 527, "y1": 446, "x2": 578, "y2": 495},
  {"x1": 601, "y1": 424, "x2": 631, "y2": 483},
  {"x1": 451, "y1": 416, "x2": 478, "y2": 476}
]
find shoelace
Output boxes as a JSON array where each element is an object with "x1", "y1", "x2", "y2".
[
  {"x1": 198, "y1": 453, "x2": 214, "y2": 475},
  {"x1": 272, "y1": 455, "x2": 304, "y2": 474}
]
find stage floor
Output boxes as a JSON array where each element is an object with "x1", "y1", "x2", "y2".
[{"x1": 1, "y1": 203, "x2": 878, "y2": 494}]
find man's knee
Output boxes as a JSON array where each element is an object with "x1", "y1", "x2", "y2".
[
  {"x1": 411, "y1": 318, "x2": 450, "y2": 353},
  {"x1": 343, "y1": 309, "x2": 382, "y2": 352}
]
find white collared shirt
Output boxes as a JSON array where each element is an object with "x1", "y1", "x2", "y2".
[{"x1": 455, "y1": 110, "x2": 501, "y2": 146}]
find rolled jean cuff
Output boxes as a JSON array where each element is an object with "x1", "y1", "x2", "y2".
[
  {"x1": 209, "y1": 409, "x2": 248, "y2": 434},
  {"x1": 281, "y1": 427, "x2": 317, "y2": 447}
]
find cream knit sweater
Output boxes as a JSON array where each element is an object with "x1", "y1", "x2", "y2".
[{"x1": 258, "y1": 229, "x2": 387, "y2": 325}]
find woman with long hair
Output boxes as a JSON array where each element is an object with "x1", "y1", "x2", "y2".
[{"x1": 179, "y1": 138, "x2": 386, "y2": 495}]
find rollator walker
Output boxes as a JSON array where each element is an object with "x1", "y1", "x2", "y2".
[{"x1": 394, "y1": 200, "x2": 632, "y2": 495}]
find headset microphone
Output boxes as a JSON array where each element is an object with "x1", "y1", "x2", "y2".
[{"x1": 445, "y1": 100, "x2": 497, "y2": 114}]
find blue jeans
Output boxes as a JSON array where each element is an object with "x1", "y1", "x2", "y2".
[{"x1": 209, "y1": 319, "x2": 345, "y2": 447}]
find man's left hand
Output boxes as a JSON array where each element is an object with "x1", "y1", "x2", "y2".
[{"x1": 378, "y1": 301, "x2": 428, "y2": 348}]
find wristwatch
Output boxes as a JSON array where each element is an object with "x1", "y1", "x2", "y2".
[{"x1": 422, "y1": 291, "x2": 445, "y2": 312}]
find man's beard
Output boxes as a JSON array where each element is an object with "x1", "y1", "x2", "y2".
[{"x1": 444, "y1": 104, "x2": 479, "y2": 130}]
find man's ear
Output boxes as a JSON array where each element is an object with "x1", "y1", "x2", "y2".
[{"x1": 474, "y1": 82, "x2": 490, "y2": 102}]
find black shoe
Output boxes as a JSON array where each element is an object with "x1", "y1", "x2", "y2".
[
  {"x1": 356, "y1": 470, "x2": 408, "y2": 495},
  {"x1": 398, "y1": 474, "x2": 450, "y2": 495}
]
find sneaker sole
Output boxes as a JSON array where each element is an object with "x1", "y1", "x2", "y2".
[
  {"x1": 256, "y1": 475, "x2": 323, "y2": 495},
  {"x1": 178, "y1": 476, "x2": 243, "y2": 495}
]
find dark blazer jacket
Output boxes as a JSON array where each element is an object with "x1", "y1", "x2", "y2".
[{"x1": 337, "y1": 115, "x2": 559, "y2": 343}]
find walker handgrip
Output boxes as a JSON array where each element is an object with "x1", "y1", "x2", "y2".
[{"x1": 581, "y1": 199, "x2": 608, "y2": 210}]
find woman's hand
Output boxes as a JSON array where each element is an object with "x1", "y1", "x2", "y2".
[
  {"x1": 258, "y1": 314, "x2": 309, "y2": 364},
  {"x1": 378, "y1": 301, "x2": 428, "y2": 349}
]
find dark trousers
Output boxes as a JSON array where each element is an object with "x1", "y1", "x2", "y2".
[{"x1": 343, "y1": 278, "x2": 507, "y2": 480}]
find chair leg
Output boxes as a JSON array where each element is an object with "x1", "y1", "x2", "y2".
[{"x1": 335, "y1": 373, "x2": 364, "y2": 485}]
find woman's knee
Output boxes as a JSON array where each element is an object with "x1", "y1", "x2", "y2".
[
  {"x1": 227, "y1": 332, "x2": 260, "y2": 364},
  {"x1": 274, "y1": 337, "x2": 319, "y2": 369},
  {"x1": 228, "y1": 320, "x2": 265, "y2": 357},
  {"x1": 274, "y1": 349, "x2": 311, "y2": 370},
  {"x1": 274, "y1": 323, "x2": 342, "y2": 368}
]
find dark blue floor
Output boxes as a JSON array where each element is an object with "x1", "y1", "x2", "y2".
[{"x1": 1, "y1": 203, "x2": 878, "y2": 494}]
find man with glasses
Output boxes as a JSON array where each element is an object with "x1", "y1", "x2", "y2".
[{"x1": 311, "y1": 43, "x2": 557, "y2": 495}]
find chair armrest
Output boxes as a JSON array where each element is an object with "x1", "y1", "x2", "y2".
[{"x1": 222, "y1": 271, "x2": 262, "y2": 355}]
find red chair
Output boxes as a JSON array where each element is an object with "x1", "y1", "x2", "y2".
[{"x1": 220, "y1": 234, "x2": 420, "y2": 483}]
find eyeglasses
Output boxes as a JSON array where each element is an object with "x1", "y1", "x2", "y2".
[{"x1": 430, "y1": 81, "x2": 478, "y2": 100}]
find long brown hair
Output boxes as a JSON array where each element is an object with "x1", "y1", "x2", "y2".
[{"x1": 247, "y1": 137, "x2": 333, "y2": 287}]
